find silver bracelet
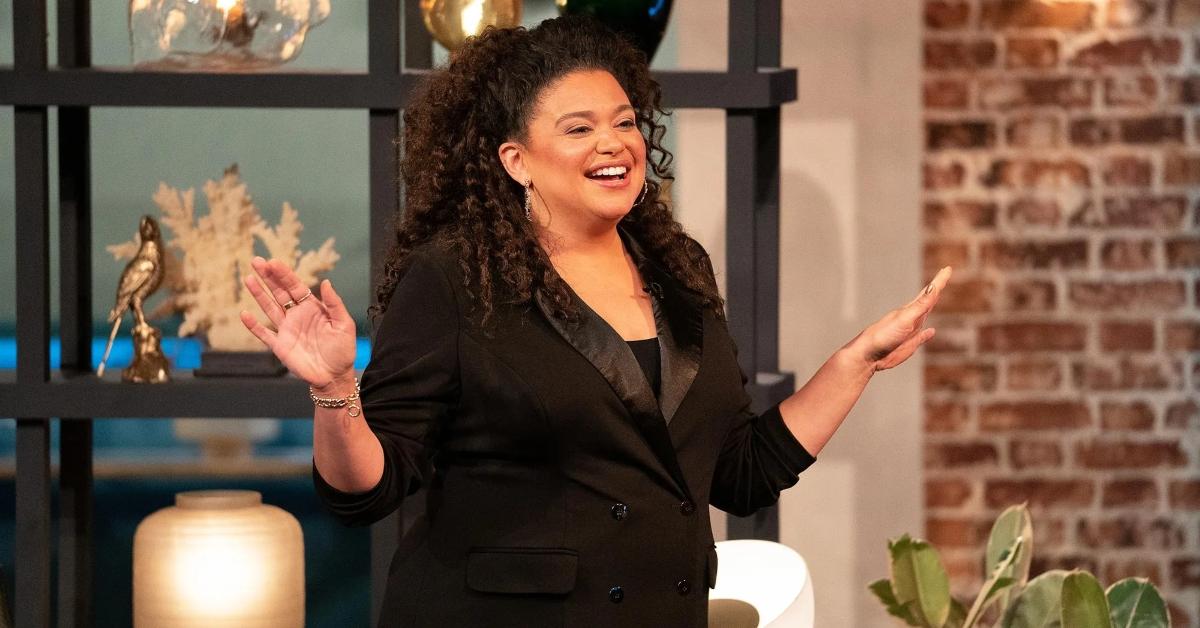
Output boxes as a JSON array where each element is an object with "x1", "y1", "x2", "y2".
[{"x1": 309, "y1": 378, "x2": 361, "y2": 417}]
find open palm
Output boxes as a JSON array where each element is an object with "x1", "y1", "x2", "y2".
[
  {"x1": 856, "y1": 265, "x2": 953, "y2": 372},
  {"x1": 239, "y1": 256, "x2": 357, "y2": 388}
]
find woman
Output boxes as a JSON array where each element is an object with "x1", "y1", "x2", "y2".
[{"x1": 240, "y1": 16, "x2": 951, "y2": 627}]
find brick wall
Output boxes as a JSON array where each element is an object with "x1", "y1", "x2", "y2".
[{"x1": 922, "y1": 0, "x2": 1200, "y2": 624}]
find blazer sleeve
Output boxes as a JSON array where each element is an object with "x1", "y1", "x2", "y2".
[
  {"x1": 312, "y1": 248, "x2": 461, "y2": 527},
  {"x1": 697, "y1": 248, "x2": 816, "y2": 517}
]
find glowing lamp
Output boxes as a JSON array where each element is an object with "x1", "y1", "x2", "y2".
[{"x1": 133, "y1": 490, "x2": 304, "y2": 628}]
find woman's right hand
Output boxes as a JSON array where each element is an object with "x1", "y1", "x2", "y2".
[{"x1": 240, "y1": 256, "x2": 357, "y2": 391}]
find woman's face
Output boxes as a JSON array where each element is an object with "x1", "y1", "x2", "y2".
[{"x1": 499, "y1": 69, "x2": 648, "y2": 234}]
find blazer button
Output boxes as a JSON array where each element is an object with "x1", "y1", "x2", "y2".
[
  {"x1": 679, "y1": 501, "x2": 696, "y2": 516},
  {"x1": 676, "y1": 579, "x2": 692, "y2": 595},
  {"x1": 609, "y1": 586, "x2": 625, "y2": 603},
  {"x1": 611, "y1": 503, "x2": 629, "y2": 521}
]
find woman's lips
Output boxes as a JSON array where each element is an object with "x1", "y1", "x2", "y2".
[{"x1": 585, "y1": 173, "x2": 632, "y2": 189}]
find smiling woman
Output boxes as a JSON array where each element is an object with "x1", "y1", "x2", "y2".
[{"x1": 238, "y1": 13, "x2": 950, "y2": 628}]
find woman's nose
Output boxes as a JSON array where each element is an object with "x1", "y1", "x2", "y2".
[{"x1": 594, "y1": 128, "x2": 623, "y2": 154}]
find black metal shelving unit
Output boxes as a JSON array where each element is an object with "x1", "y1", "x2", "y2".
[{"x1": 2, "y1": 1, "x2": 796, "y2": 625}]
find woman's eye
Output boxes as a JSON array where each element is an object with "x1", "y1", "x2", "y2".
[
  {"x1": 618, "y1": 119, "x2": 636, "y2": 128},
  {"x1": 568, "y1": 126, "x2": 590, "y2": 134}
]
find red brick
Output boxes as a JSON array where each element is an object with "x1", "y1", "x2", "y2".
[
  {"x1": 1169, "y1": 480, "x2": 1200, "y2": 509},
  {"x1": 926, "y1": 0, "x2": 971, "y2": 28},
  {"x1": 1077, "y1": 518, "x2": 1186, "y2": 549},
  {"x1": 985, "y1": 479, "x2": 1094, "y2": 509},
  {"x1": 980, "y1": 0, "x2": 1095, "y2": 29},
  {"x1": 1076, "y1": 440, "x2": 1188, "y2": 468},
  {"x1": 981, "y1": 158, "x2": 1090, "y2": 189},
  {"x1": 1106, "y1": 0, "x2": 1160, "y2": 26},
  {"x1": 1100, "y1": 320, "x2": 1156, "y2": 351},
  {"x1": 926, "y1": 362, "x2": 998, "y2": 391},
  {"x1": 1170, "y1": 559, "x2": 1200, "y2": 589},
  {"x1": 1100, "y1": 240, "x2": 1156, "y2": 271},
  {"x1": 928, "y1": 121, "x2": 997, "y2": 150},
  {"x1": 1164, "y1": 152, "x2": 1200, "y2": 184},
  {"x1": 1072, "y1": 357, "x2": 1183, "y2": 391},
  {"x1": 1102, "y1": 560, "x2": 1163, "y2": 587},
  {"x1": 979, "y1": 401, "x2": 1090, "y2": 430},
  {"x1": 1006, "y1": 116, "x2": 1060, "y2": 149},
  {"x1": 1006, "y1": 359, "x2": 1062, "y2": 390},
  {"x1": 924, "y1": 160, "x2": 966, "y2": 190},
  {"x1": 1102, "y1": 479, "x2": 1159, "y2": 507},
  {"x1": 1104, "y1": 75, "x2": 1158, "y2": 107},
  {"x1": 925, "y1": 200, "x2": 998, "y2": 232},
  {"x1": 1169, "y1": 0, "x2": 1200, "y2": 27},
  {"x1": 927, "y1": 517, "x2": 990, "y2": 547},
  {"x1": 1166, "y1": 602, "x2": 1192, "y2": 628},
  {"x1": 1165, "y1": 321, "x2": 1200, "y2": 350},
  {"x1": 1007, "y1": 198, "x2": 1061, "y2": 227},
  {"x1": 1165, "y1": 399, "x2": 1199, "y2": 428},
  {"x1": 925, "y1": 478, "x2": 972, "y2": 508},
  {"x1": 926, "y1": 442, "x2": 1001, "y2": 468},
  {"x1": 1069, "y1": 116, "x2": 1184, "y2": 146},
  {"x1": 1069, "y1": 36, "x2": 1183, "y2": 68},
  {"x1": 1100, "y1": 400, "x2": 1156, "y2": 429},
  {"x1": 980, "y1": 239, "x2": 1088, "y2": 270},
  {"x1": 1166, "y1": 237, "x2": 1200, "y2": 268},
  {"x1": 1033, "y1": 518, "x2": 1068, "y2": 548},
  {"x1": 1102, "y1": 156, "x2": 1153, "y2": 187},
  {"x1": 1069, "y1": 280, "x2": 1187, "y2": 311},
  {"x1": 1032, "y1": 554, "x2": 1099, "y2": 576},
  {"x1": 1006, "y1": 38, "x2": 1059, "y2": 68},
  {"x1": 979, "y1": 323, "x2": 1086, "y2": 351},
  {"x1": 1069, "y1": 196, "x2": 1187, "y2": 228},
  {"x1": 926, "y1": 401, "x2": 970, "y2": 432},
  {"x1": 1166, "y1": 75, "x2": 1200, "y2": 105},
  {"x1": 1003, "y1": 279, "x2": 1058, "y2": 312},
  {"x1": 925, "y1": 39, "x2": 998, "y2": 71},
  {"x1": 1009, "y1": 439, "x2": 1063, "y2": 469},
  {"x1": 935, "y1": 278, "x2": 996, "y2": 313},
  {"x1": 924, "y1": 79, "x2": 970, "y2": 109},
  {"x1": 980, "y1": 77, "x2": 1093, "y2": 110},
  {"x1": 924, "y1": 242, "x2": 969, "y2": 276}
]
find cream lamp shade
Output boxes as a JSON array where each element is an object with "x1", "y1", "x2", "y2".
[{"x1": 133, "y1": 490, "x2": 304, "y2": 628}]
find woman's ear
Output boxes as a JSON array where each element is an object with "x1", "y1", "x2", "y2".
[{"x1": 498, "y1": 141, "x2": 530, "y2": 185}]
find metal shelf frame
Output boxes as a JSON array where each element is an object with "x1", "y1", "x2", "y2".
[{"x1": 7, "y1": 1, "x2": 796, "y2": 625}]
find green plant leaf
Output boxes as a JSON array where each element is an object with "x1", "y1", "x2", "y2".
[
  {"x1": 945, "y1": 598, "x2": 968, "y2": 628},
  {"x1": 870, "y1": 578, "x2": 923, "y2": 626},
  {"x1": 1062, "y1": 571, "x2": 1113, "y2": 628},
  {"x1": 988, "y1": 504, "x2": 1034, "y2": 616},
  {"x1": 963, "y1": 537, "x2": 1023, "y2": 628},
  {"x1": 1003, "y1": 570, "x2": 1069, "y2": 628},
  {"x1": 889, "y1": 534, "x2": 952, "y2": 627},
  {"x1": 1106, "y1": 578, "x2": 1170, "y2": 628}
]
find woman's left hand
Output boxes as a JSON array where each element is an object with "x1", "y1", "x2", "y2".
[{"x1": 849, "y1": 265, "x2": 953, "y2": 372}]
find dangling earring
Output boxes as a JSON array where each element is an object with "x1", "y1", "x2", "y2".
[
  {"x1": 634, "y1": 179, "x2": 649, "y2": 206},
  {"x1": 523, "y1": 180, "x2": 532, "y2": 221}
]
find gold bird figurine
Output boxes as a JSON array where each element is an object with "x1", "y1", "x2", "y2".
[{"x1": 98, "y1": 215, "x2": 170, "y2": 381}]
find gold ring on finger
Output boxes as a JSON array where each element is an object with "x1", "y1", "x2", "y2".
[
  {"x1": 282, "y1": 299, "x2": 297, "y2": 310},
  {"x1": 294, "y1": 289, "x2": 313, "y2": 305}
]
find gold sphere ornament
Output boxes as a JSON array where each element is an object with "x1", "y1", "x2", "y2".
[{"x1": 420, "y1": 0, "x2": 522, "y2": 50}]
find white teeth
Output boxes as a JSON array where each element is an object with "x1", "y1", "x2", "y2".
[{"x1": 589, "y1": 166, "x2": 627, "y2": 177}]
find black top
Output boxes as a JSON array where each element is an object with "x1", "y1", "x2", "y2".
[{"x1": 626, "y1": 337, "x2": 661, "y2": 398}]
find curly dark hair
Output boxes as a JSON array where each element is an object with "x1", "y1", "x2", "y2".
[{"x1": 371, "y1": 15, "x2": 725, "y2": 329}]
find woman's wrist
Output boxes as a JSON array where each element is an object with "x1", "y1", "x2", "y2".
[{"x1": 311, "y1": 373, "x2": 357, "y2": 397}]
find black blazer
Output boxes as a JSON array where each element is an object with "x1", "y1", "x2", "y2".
[{"x1": 314, "y1": 227, "x2": 815, "y2": 627}]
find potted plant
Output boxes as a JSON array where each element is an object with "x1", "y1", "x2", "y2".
[{"x1": 870, "y1": 504, "x2": 1170, "y2": 627}]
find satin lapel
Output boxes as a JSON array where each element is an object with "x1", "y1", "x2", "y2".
[
  {"x1": 533, "y1": 256, "x2": 695, "y2": 501},
  {"x1": 618, "y1": 229, "x2": 704, "y2": 426}
]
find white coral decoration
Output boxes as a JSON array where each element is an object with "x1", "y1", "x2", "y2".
[{"x1": 107, "y1": 164, "x2": 339, "y2": 351}]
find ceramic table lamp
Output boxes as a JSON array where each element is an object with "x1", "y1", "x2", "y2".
[{"x1": 133, "y1": 490, "x2": 304, "y2": 627}]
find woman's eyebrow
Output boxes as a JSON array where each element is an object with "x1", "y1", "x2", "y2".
[{"x1": 555, "y1": 104, "x2": 635, "y2": 125}]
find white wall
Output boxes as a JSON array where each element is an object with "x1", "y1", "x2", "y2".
[{"x1": 673, "y1": 2, "x2": 924, "y2": 625}]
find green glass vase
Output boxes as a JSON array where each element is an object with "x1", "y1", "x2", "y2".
[{"x1": 556, "y1": 0, "x2": 674, "y2": 63}]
